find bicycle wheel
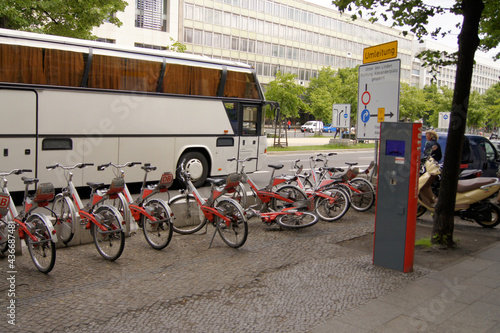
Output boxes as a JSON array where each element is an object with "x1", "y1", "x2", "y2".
[
  {"x1": 101, "y1": 193, "x2": 130, "y2": 226},
  {"x1": 349, "y1": 178, "x2": 375, "y2": 212},
  {"x1": 141, "y1": 199, "x2": 173, "y2": 250},
  {"x1": 215, "y1": 199, "x2": 248, "y2": 248},
  {"x1": 276, "y1": 211, "x2": 318, "y2": 228},
  {"x1": 52, "y1": 195, "x2": 76, "y2": 244},
  {"x1": 0, "y1": 219, "x2": 8, "y2": 253},
  {"x1": 169, "y1": 194, "x2": 206, "y2": 234},
  {"x1": 25, "y1": 215, "x2": 56, "y2": 273},
  {"x1": 272, "y1": 185, "x2": 308, "y2": 211},
  {"x1": 224, "y1": 182, "x2": 247, "y2": 209},
  {"x1": 92, "y1": 205, "x2": 125, "y2": 261},
  {"x1": 315, "y1": 188, "x2": 350, "y2": 222}
]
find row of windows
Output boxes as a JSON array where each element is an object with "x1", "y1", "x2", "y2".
[
  {"x1": 207, "y1": 0, "x2": 413, "y2": 50},
  {"x1": 0, "y1": 44, "x2": 260, "y2": 99}
]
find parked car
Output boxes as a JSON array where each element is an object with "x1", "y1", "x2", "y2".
[
  {"x1": 301, "y1": 121, "x2": 324, "y2": 132},
  {"x1": 421, "y1": 132, "x2": 500, "y2": 177},
  {"x1": 323, "y1": 124, "x2": 336, "y2": 133}
]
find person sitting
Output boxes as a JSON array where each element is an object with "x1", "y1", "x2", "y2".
[{"x1": 423, "y1": 130, "x2": 442, "y2": 162}]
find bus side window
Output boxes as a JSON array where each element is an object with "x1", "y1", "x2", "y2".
[{"x1": 42, "y1": 138, "x2": 73, "y2": 151}]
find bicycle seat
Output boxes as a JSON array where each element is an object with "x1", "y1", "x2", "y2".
[
  {"x1": 268, "y1": 164, "x2": 284, "y2": 170},
  {"x1": 345, "y1": 162, "x2": 358, "y2": 166},
  {"x1": 21, "y1": 177, "x2": 39, "y2": 185},
  {"x1": 324, "y1": 166, "x2": 342, "y2": 173},
  {"x1": 86, "y1": 182, "x2": 105, "y2": 189},
  {"x1": 206, "y1": 178, "x2": 225, "y2": 186}
]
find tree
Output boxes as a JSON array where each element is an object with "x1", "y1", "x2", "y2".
[
  {"x1": 484, "y1": 83, "x2": 500, "y2": 127},
  {"x1": 399, "y1": 83, "x2": 428, "y2": 122},
  {"x1": 305, "y1": 66, "x2": 358, "y2": 123},
  {"x1": 264, "y1": 71, "x2": 308, "y2": 120},
  {"x1": 423, "y1": 84, "x2": 453, "y2": 128},
  {"x1": 0, "y1": 0, "x2": 128, "y2": 39},
  {"x1": 332, "y1": 0, "x2": 500, "y2": 247}
]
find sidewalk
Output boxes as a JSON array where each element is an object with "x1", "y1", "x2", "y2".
[{"x1": 311, "y1": 242, "x2": 500, "y2": 333}]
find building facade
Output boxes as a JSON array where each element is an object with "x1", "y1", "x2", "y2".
[{"x1": 92, "y1": 0, "x2": 499, "y2": 92}]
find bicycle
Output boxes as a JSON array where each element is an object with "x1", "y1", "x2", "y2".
[
  {"x1": 98, "y1": 162, "x2": 174, "y2": 250},
  {"x1": 47, "y1": 163, "x2": 125, "y2": 261},
  {"x1": 245, "y1": 199, "x2": 318, "y2": 229},
  {"x1": 0, "y1": 169, "x2": 57, "y2": 273},
  {"x1": 316, "y1": 153, "x2": 376, "y2": 212},
  {"x1": 168, "y1": 164, "x2": 248, "y2": 248},
  {"x1": 289, "y1": 158, "x2": 351, "y2": 222},
  {"x1": 227, "y1": 157, "x2": 309, "y2": 213}
]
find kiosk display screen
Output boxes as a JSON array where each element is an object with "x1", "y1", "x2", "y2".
[{"x1": 385, "y1": 140, "x2": 405, "y2": 157}]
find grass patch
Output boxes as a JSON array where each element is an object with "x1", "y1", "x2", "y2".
[
  {"x1": 267, "y1": 143, "x2": 375, "y2": 151},
  {"x1": 415, "y1": 237, "x2": 433, "y2": 248}
]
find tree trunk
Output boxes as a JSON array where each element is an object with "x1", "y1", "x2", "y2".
[{"x1": 432, "y1": 0, "x2": 484, "y2": 247}]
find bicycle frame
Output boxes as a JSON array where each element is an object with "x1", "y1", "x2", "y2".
[{"x1": 1, "y1": 172, "x2": 57, "y2": 244}]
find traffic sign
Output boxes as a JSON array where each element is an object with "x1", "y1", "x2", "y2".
[
  {"x1": 357, "y1": 59, "x2": 401, "y2": 140},
  {"x1": 438, "y1": 112, "x2": 450, "y2": 129},
  {"x1": 363, "y1": 41, "x2": 398, "y2": 64},
  {"x1": 332, "y1": 104, "x2": 351, "y2": 129}
]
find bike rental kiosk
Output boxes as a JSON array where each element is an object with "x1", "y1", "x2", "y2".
[{"x1": 373, "y1": 122, "x2": 422, "y2": 272}]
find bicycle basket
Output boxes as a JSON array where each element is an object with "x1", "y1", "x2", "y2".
[
  {"x1": 0, "y1": 192, "x2": 10, "y2": 217},
  {"x1": 345, "y1": 167, "x2": 359, "y2": 180},
  {"x1": 158, "y1": 172, "x2": 174, "y2": 192},
  {"x1": 224, "y1": 173, "x2": 241, "y2": 190},
  {"x1": 108, "y1": 177, "x2": 125, "y2": 196},
  {"x1": 34, "y1": 183, "x2": 55, "y2": 204}
]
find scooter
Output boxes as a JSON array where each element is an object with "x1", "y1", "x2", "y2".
[{"x1": 417, "y1": 157, "x2": 500, "y2": 228}]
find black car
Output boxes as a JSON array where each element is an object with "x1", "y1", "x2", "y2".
[{"x1": 421, "y1": 132, "x2": 500, "y2": 177}]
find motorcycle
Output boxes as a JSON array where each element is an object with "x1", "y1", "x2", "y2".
[{"x1": 417, "y1": 157, "x2": 500, "y2": 228}]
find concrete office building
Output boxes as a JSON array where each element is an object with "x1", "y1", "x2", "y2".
[
  {"x1": 92, "y1": 1, "x2": 499, "y2": 93},
  {"x1": 93, "y1": 0, "x2": 414, "y2": 87},
  {"x1": 413, "y1": 40, "x2": 500, "y2": 94}
]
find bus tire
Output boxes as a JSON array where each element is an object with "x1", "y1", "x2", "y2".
[{"x1": 177, "y1": 151, "x2": 209, "y2": 187}]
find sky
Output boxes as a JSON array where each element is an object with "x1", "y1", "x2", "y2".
[{"x1": 305, "y1": 0, "x2": 499, "y2": 60}]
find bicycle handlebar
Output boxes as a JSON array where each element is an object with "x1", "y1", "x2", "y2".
[
  {"x1": 0, "y1": 169, "x2": 32, "y2": 177},
  {"x1": 227, "y1": 157, "x2": 257, "y2": 163},
  {"x1": 97, "y1": 162, "x2": 142, "y2": 171},
  {"x1": 46, "y1": 163, "x2": 94, "y2": 170}
]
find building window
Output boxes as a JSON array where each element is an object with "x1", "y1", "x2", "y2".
[{"x1": 136, "y1": 0, "x2": 165, "y2": 31}]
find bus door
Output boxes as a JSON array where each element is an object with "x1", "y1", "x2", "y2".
[
  {"x1": 0, "y1": 89, "x2": 37, "y2": 191},
  {"x1": 238, "y1": 104, "x2": 264, "y2": 172}
]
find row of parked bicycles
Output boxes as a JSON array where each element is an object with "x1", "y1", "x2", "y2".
[{"x1": 0, "y1": 153, "x2": 376, "y2": 274}]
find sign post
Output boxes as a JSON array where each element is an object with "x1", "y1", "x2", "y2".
[{"x1": 332, "y1": 104, "x2": 351, "y2": 130}]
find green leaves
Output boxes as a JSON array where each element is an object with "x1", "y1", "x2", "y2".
[{"x1": 0, "y1": 0, "x2": 128, "y2": 39}]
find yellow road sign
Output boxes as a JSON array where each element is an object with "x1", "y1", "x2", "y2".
[
  {"x1": 378, "y1": 108, "x2": 385, "y2": 122},
  {"x1": 363, "y1": 41, "x2": 398, "y2": 64}
]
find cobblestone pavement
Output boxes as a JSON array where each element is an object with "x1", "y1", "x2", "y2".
[{"x1": 2, "y1": 206, "x2": 497, "y2": 333}]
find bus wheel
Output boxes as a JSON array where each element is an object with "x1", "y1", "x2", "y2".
[{"x1": 178, "y1": 151, "x2": 209, "y2": 187}]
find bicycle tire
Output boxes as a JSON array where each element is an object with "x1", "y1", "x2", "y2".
[
  {"x1": 0, "y1": 219, "x2": 8, "y2": 253},
  {"x1": 101, "y1": 193, "x2": 130, "y2": 227},
  {"x1": 141, "y1": 198, "x2": 173, "y2": 250},
  {"x1": 349, "y1": 178, "x2": 375, "y2": 212},
  {"x1": 92, "y1": 205, "x2": 125, "y2": 261},
  {"x1": 314, "y1": 188, "x2": 350, "y2": 222},
  {"x1": 169, "y1": 194, "x2": 206, "y2": 234},
  {"x1": 215, "y1": 198, "x2": 248, "y2": 248},
  {"x1": 25, "y1": 215, "x2": 56, "y2": 273},
  {"x1": 52, "y1": 195, "x2": 76, "y2": 244},
  {"x1": 276, "y1": 211, "x2": 318, "y2": 228},
  {"x1": 272, "y1": 185, "x2": 308, "y2": 211}
]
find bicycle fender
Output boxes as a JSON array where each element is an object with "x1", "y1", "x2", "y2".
[
  {"x1": 95, "y1": 204, "x2": 124, "y2": 230},
  {"x1": 62, "y1": 195, "x2": 80, "y2": 229},
  {"x1": 118, "y1": 192, "x2": 131, "y2": 225},
  {"x1": 32, "y1": 212, "x2": 58, "y2": 243}
]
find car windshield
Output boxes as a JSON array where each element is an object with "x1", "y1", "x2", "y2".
[{"x1": 304, "y1": 122, "x2": 314, "y2": 126}]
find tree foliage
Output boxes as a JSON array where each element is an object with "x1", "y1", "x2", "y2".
[
  {"x1": 305, "y1": 66, "x2": 358, "y2": 123},
  {"x1": 264, "y1": 71, "x2": 307, "y2": 120},
  {"x1": 0, "y1": 0, "x2": 128, "y2": 39}
]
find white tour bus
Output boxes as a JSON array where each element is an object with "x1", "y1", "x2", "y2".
[{"x1": 0, "y1": 29, "x2": 272, "y2": 191}]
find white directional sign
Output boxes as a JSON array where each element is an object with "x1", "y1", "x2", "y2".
[
  {"x1": 357, "y1": 59, "x2": 401, "y2": 140},
  {"x1": 332, "y1": 104, "x2": 351, "y2": 129},
  {"x1": 438, "y1": 112, "x2": 451, "y2": 129}
]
